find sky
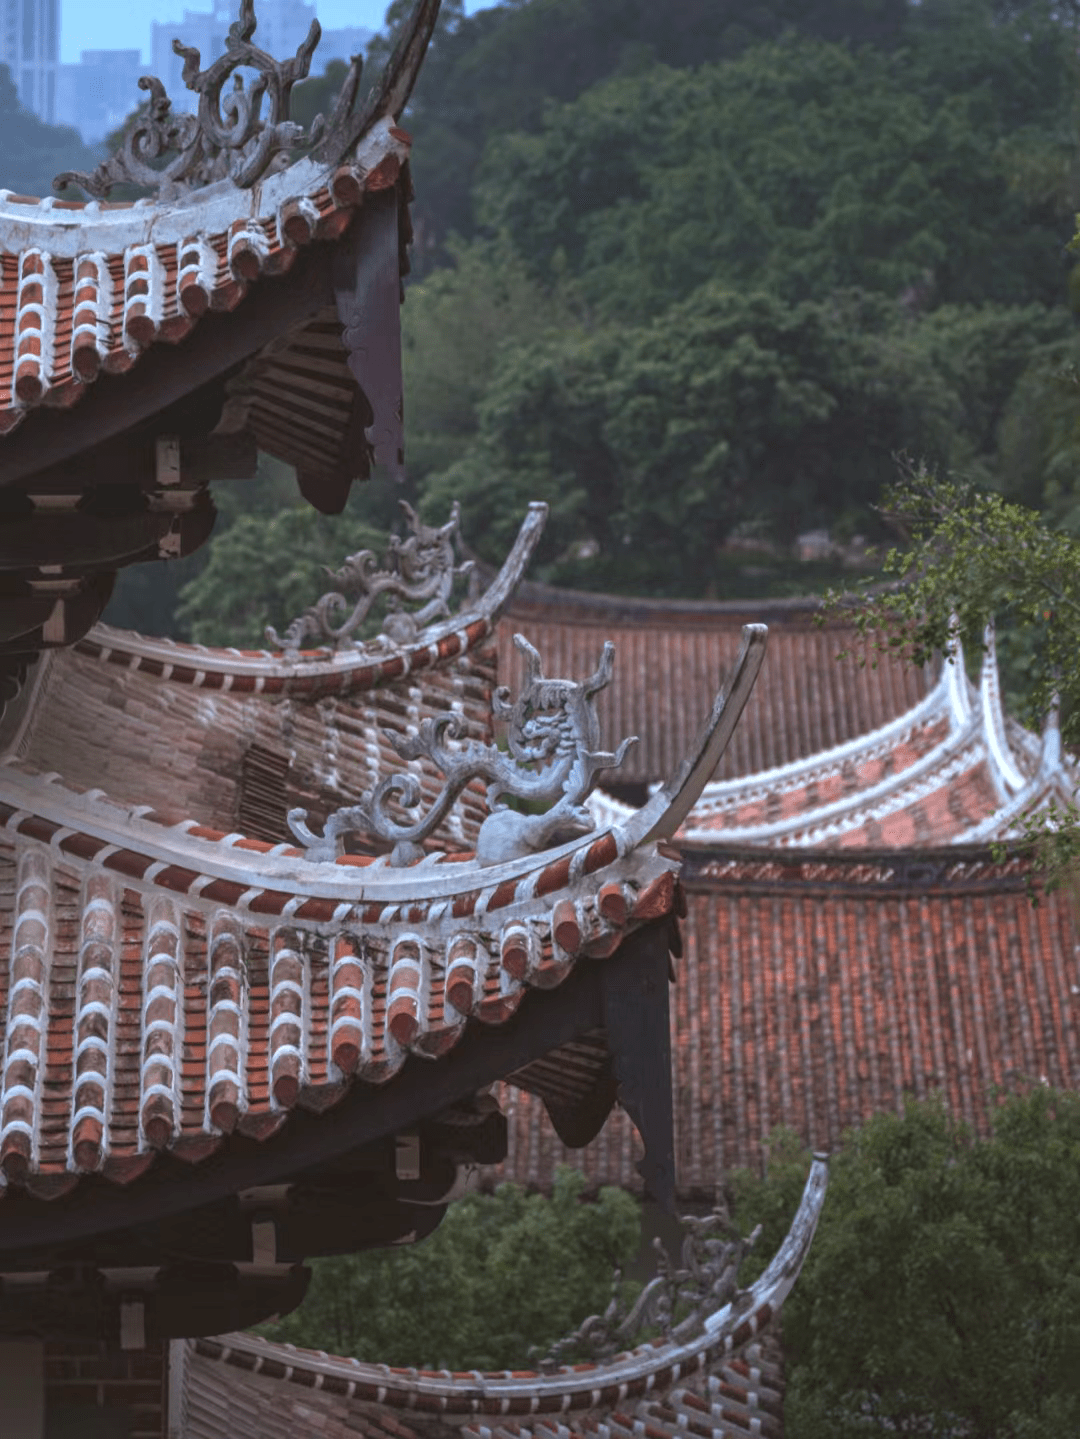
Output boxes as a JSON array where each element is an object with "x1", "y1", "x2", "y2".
[{"x1": 61, "y1": 0, "x2": 494, "y2": 64}]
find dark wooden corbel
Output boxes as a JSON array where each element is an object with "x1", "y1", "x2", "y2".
[
  {"x1": 601, "y1": 920, "x2": 677, "y2": 1212},
  {"x1": 332, "y1": 188, "x2": 405, "y2": 487}
]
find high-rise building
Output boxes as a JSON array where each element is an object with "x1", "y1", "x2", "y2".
[
  {"x1": 320, "y1": 25, "x2": 374, "y2": 66},
  {"x1": 0, "y1": 0, "x2": 60, "y2": 122},
  {"x1": 150, "y1": 0, "x2": 318, "y2": 112},
  {"x1": 56, "y1": 49, "x2": 143, "y2": 143}
]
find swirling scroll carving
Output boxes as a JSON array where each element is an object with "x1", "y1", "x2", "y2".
[
  {"x1": 54, "y1": 0, "x2": 364, "y2": 200},
  {"x1": 266, "y1": 501, "x2": 476, "y2": 660},
  {"x1": 538, "y1": 1205, "x2": 762, "y2": 1370}
]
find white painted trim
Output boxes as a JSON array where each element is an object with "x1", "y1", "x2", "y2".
[{"x1": 979, "y1": 624, "x2": 1026, "y2": 795}]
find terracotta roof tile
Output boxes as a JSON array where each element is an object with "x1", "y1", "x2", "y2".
[
  {"x1": 0, "y1": 118, "x2": 411, "y2": 437},
  {"x1": 492, "y1": 850, "x2": 1080, "y2": 1193},
  {"x1": 0, "y1": 754, "x2": 681, "y2": 1194}
]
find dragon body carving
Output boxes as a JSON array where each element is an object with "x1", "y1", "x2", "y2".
[
  {"x1": 289, "y1": 634, "x2": 637, "y2": 866},
  {"x1": 539, "y1": 1205, "x2": 762, "y2": 1369}
]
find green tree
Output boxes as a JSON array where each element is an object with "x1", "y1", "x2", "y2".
[
  {"x1": 475, "y1": 26, "x2": 1075, "y2": 320},
  {"x1": 259, "y1": 1168, "x2": 641, "y2": 1369},
  {"x1": 361, "y1": 0, "x2": 909, "y2": 263},
  {"x1": 0, "y1": 65, "x2": 99, "y2": 198},
  {"x1": 827, "y1": 462, "x2": 1080, "y2": 880},
  {"x1": 423, "y1": 288, "x2": 1067, "y2": 595},
  {"x1": 740, "y1": 1093, "x2": 1080, "y2": 1438},
  {"x1": 401, "y1": 235, "x2": 574, "y2": 483}
]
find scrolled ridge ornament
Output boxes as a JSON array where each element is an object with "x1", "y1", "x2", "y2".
[
  {"x1": 538, "y1": 1204, "x2": 761, "y2": 1371},
  {"x1": 54, "y1": 0, "x2": 360, "y2": 200},
  {"x1": 289, "y1": 634, "x2": 638, "y2": 866},
  {"x1": 266, "y1": 501, "x2": 476, "y2": 659}
]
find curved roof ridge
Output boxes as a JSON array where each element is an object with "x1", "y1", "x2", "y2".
[
  {"x1": 0, "y1": 754, "x2": 631, "y2": 911},
  {"x1": 669, "y1": 628, "x2": 1063, "y2": 851},
  {"x1": 0, "y1": 125, "x2": 406, "y2": 437},
  {"x1": 680, "y1": 732, "x2": 989, "y2": 849},
  {"x1": 954, "y1": 731, "x2": 1077, "y2": 847},
  {"x1": 506, "y1": 576, "x2": 827, "y2": 627},
  {"x1": 191, "y1": 1156, "x2": 826, "y2": 1409},
  {"x1": 978, "y1": 623, "x2": 1027, "y2": 798},
  {"x1": 76, "y1": 502, "x2": 547, "y2": 694},
  {"x1": 691, "y1": 658, "x2": 958, "y2": 811},
  {"x1": 0, "y1": 0, "x2": 440, "y2": 215},
  {"x1": 0, "y1": 0, "x2": 443, "y2": 437},
  {"x1": 0, "y1": 619, "x2": 767, "y2": 909}
]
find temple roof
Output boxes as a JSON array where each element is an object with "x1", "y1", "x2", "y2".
[
  {"x1": 585, "y1": 625, "x2": 1074, "y2": 851},
  {"x1": 0, "y1": 581, "x2": 768, "y2": 1233},
  {"x1": 0, "y1": 116, "x2": 407, "y2": 438},
  {"x1": 176, "y1": 1155, "x2": 826, "y2": 1439},
  {"x1": 0, "y1": 744, "x2": 678, "y2": 1203},
  {"x1": 493, "y1": 846, "x2": 1080, "y2": 1191},
  {"x1": 6, "y1": 505, "x2": 546, "y2": 847},
  {"x1": 498, "y1": 584, "x2": 926, "y2": 789},
  {"x1": 0, "y1": 0, "x2": 438, "y2": 447},
  {"x1": 0, "y1": 1, "x2": 443, "y2": 690}
]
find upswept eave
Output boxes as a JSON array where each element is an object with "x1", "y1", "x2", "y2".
[
  {"x1": 0, "y1": 0, "x2": 442, "y2": 438},
  {"x1": 674, "y1": 627, "x2": 1075, "y2": 849},
  {"x1": 75, "y1": 502, "x2": 549, "y2": 697},
  {"x1": 186, "y1": 1156, "x2": 826, "y2": 1427},
  {"x1": 0, "y1": 622, "x2": 768, "y2": 1193}
]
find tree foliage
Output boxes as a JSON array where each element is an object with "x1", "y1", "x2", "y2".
[
  {"x1": 832, "y1": 463, "x2": 1080, "y2": 734},
  {"x1": 366, "y1": 0, "x2": 911, "y2": 262},
  {"x1": 0, "y1": 66, "x2": 98, "y2": 198},
  {"x1": 258, "y1": 1168, "x2": 641, "y2": 1370},
  {"x1": 475, "y1": 30, "x2": 1074, "y2": 319},
  {"x1": 734, "y1": 1093, "x2": 1080, "y2": 1439},
  {"x1": 122, "y1": 0, "x2": 1080, "y2": 637},
  {"x1": 252, "y1": 1098, "x2": 1080, "y2": 1435},
  {"x1": 827, "y1": 463, "x2": 1080, "y2": 884},
  {"x1": 421, "y1": 291, "x2": 1070, "y2": 594}
]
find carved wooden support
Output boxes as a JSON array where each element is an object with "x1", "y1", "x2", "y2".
[
  {"x1": 602, "y1": 920, "x2": 676, "y2": 1212},
  {"x1": 333, "y1": 187, "x2": 404, "y2": 485}
]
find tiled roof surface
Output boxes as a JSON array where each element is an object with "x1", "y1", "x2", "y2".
[
  {"x1": 493, "y1": 850, "x2": 1080, "y2": 1192},
  {"x1": 588, "y1": 626, "x2": 1076, "y2": 853},
  {"x1": 499, "y1": 586, "x2": 926, "y2": 786},
  {"x1": 0, "y1": 118, "x2": 409, "y2": 437},
  {"x1": 19, "y1": 640, "x2": 496, "y2": 850},
  {"x1": 182, "y1": 1335, "x2": 785, "y2": 1439},
  {"x1": 8, "y1": 504, "x2": 547, "y2": 849},
  {"x1": 175, "y1": 1157, "x2": 825, "y2": 1439},
  {"x1": 0, "y1": 614, "x2": 768, "y2": 1198},
  {"x1": 0, "y1": 758, "x2": 679, "y2": 1196}
]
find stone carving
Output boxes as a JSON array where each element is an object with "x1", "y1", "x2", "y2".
[
  {"x1": 266, "y1": 501, "x2": 476, "y2": 660},
  {"x1": 55, "y1": 0, "x2": 365, "y2": 200},
  {"x1": 289, "y1": 635, "x2": 637, "y2": 866},
  {"x1": 539, "y1": 1205, "x2": 762, "y2": 1370}
]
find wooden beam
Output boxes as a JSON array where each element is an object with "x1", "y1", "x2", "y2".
[
  {"x1": 602, "y1": 924, "x2": 677, "y2": 1213},
  {"x1": 0, "y1": 949, "x2": 613, "y2": 1257},
  {"x1": 0, "y1": 234, "x2": 346, "y2": 487}
]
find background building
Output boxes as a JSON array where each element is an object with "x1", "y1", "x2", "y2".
[
  {"x1": 55, "y1": 48, "x2": 143, "y2": 143},
  {"x1": 150, "y1": 0, "x2": 323, "y2": 111},
  {"x1": 0, "y1": 0, "x2": 59, "y2": 122}
]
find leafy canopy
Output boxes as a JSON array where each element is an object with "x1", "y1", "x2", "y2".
[
  {"x1": 421, "y1": 289, "x2": 1070, "y2": 594},
  {"x1": 258, "y1": 1168, "x2": 641, "y2": 1370},
  {"x1": 732, "y1": 1092, "x2": 1080, "y2": 1439},
  {"x1": 832, "y1": 462, "x2": 1080, "y2": 740}
]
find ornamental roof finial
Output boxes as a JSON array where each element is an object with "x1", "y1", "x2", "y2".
[{"x1": 54, "y1": 0, "x2": 441, "y2": 202}]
